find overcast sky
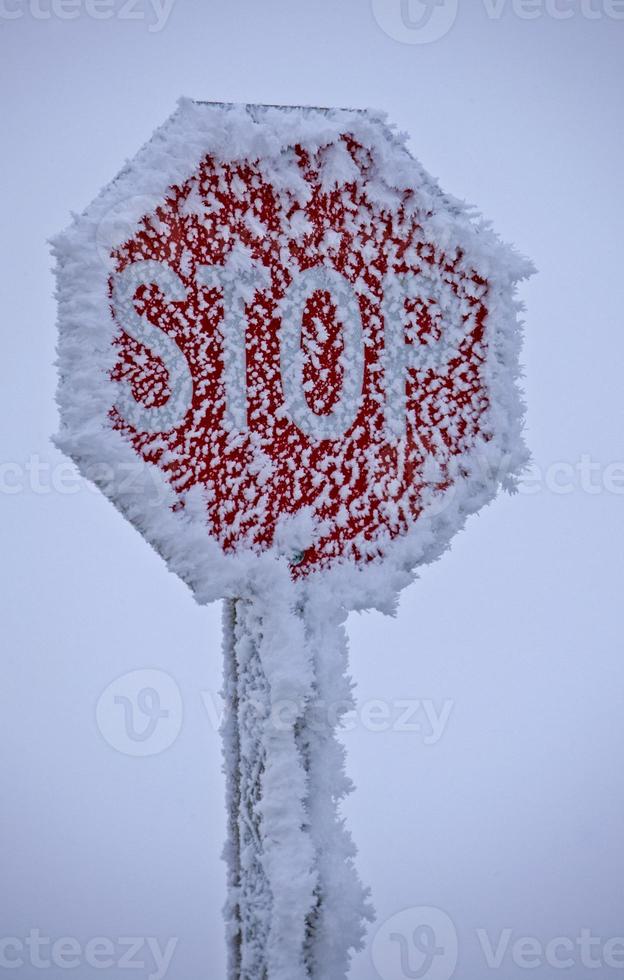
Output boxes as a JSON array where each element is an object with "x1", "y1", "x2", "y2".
[{"x1": 1, "y1": 2, "x2": 623, "y2": 978}]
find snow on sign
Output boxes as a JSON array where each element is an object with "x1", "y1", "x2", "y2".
[{"x1": 53, "y1": 100, "x2": 532, "y2": 980}]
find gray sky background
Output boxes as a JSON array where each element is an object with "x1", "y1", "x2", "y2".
[{"x1": 1, "y1": 1, "x2": 623, "y2": 978}]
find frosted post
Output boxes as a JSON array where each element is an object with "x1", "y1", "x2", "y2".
[{"x1": 221, "y1": 591, "x2": 371, "y2": 980}]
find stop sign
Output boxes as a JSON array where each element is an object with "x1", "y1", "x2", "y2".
[
  {"x1": 53, "y1": 101, "x2": 532, "y2": 979},
  {"x1": 54, "y1": 99, "x2": 531, "y2": 605}
]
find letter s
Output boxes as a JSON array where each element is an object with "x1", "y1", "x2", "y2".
[{"x1": 111, "y1": 260, "x2": 193, "y2": 433}]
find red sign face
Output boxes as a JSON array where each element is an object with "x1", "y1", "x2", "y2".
[{"x1": 108, "y1": 138, "x2": 488, "y2": 575}]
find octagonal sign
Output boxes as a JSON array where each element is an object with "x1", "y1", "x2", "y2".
[{"x1": 53, "y1": 100, "x2": 531, "y2": 607}]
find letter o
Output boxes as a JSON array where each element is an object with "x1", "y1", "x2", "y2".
[{"x1": 278, "y1": 267, "x2": 365, "y2": 441}]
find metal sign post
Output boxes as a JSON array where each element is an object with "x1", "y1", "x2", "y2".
[{"x1": 53, "y1": 99, "x2": 532, "y2": 979}]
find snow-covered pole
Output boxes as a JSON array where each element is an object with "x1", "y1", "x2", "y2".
[{"x1": 220, "y1": 583, "x2": 371, "y2": 980}]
